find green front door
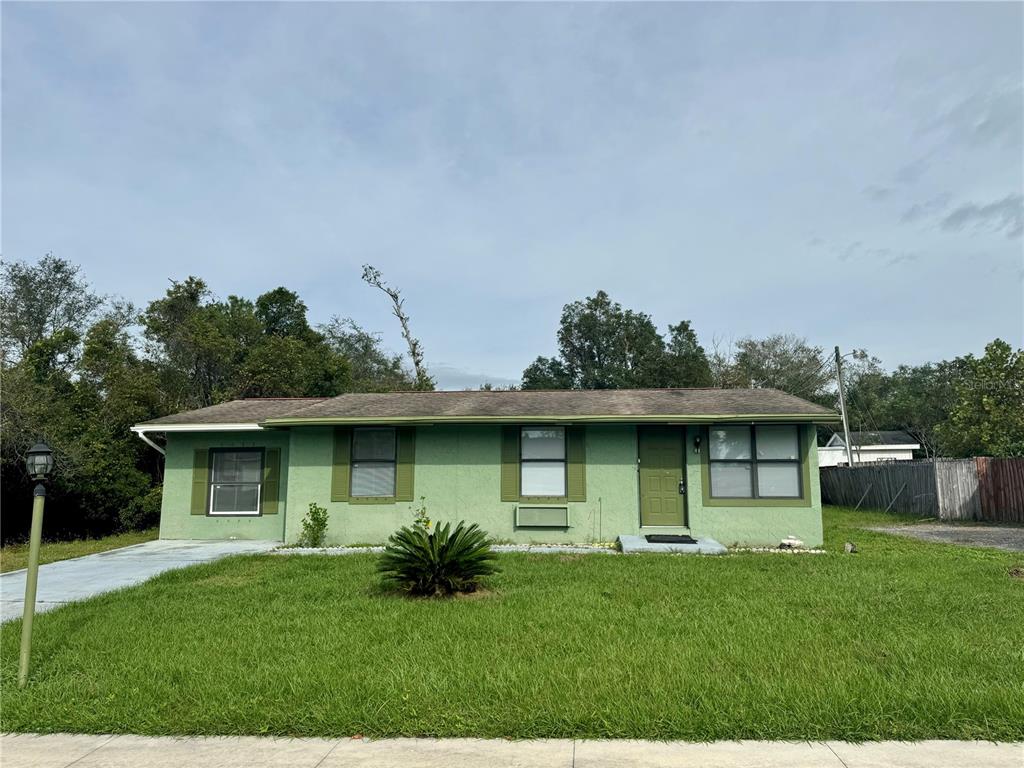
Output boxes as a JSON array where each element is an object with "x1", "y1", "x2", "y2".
[{"x1": 638, "y1": 426, "x2": 686, "y2": 527}]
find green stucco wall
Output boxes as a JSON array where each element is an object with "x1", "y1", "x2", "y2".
[
  {"x1": 685, "y1": 424, "x2": 823, "y2": 547},
  {"x1": 159, "y1": 431, "x2": 289, "y2": 541},
  {"x1": 158, "y1": 423, "x2": 822, "y2": 547}
]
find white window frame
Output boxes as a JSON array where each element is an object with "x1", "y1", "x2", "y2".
[
  {"x1": 208, "y1": 449, "x2": 264, "y2": 516},
  {"x1": 350, "y1": 427, "x2": 398, "y2": 498},
  {"x1": 520, "y1": 426, "x2": 567, "y2": 499}
]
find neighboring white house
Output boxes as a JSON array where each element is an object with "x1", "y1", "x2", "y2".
[{"x1": 818, "y1": 430, "x2": 921, "y2": 467}]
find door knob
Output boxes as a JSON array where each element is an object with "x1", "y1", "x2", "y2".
[{"x1": 678, "y1": 480, "x2": 686, "y2": 495}]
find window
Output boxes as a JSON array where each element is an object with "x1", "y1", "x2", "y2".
[
  {"x1": 521, "y1": 427, "x2": 566, "y2": 497},
  {"x1": 209, "y1": 450, "x2": 263, "y2": 515},
  {"x1": 708, "y1": 425, "x2": 802, "y2": 499},
  {"x1": 351, "y1": 427, "x2": 396, "y2": 497}
]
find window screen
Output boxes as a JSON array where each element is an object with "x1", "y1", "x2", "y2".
[
  {"x1": 521, "y1": 427, "x2": 566, "y2": 497},
  {"x1": 351, "y1": 428, "x2": 397, "y2": 497},
  {"x1": 209, "y1": 450, "x2": 263, "y2": 515},
  {"x1": 708, "y1": 425, "x2": 802, "y2": 499}
]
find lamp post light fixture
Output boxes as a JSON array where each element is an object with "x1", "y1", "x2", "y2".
[{"x1": 18, "y1": 441, "x2": 54, "y2": 688}]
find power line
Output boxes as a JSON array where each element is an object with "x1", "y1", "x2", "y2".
[{"x1": 786, "y1": 354, "x2": 836, "y2": 399}]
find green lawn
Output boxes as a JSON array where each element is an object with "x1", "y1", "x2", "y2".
[
  {"x1": 0, "y1": 528, "x2": 159, "y2": 573},
  {"x1": 2, "y1": 508, "x2": 1022, "y2": 740}
]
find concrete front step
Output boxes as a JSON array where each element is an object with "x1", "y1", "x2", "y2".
[{"x1": 617, "y1": 534, "x2": 727, "y2": 554}]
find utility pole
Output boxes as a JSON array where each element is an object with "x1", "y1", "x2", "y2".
[{"x1": 834, "y1": 346, "x2": 854, "y2": 467}]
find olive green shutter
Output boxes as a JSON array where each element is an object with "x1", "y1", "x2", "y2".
[
  {"x1": 566, "y1": 426, "x2": 586, "y2": 502},
  {"x1": 262, "y1": 448, "x2": 281, "y2": 514},
  {"x1": 500, "y1": 426, "x2": 520, "y2": 501},
  {"x1": 190, "y1": 448, "x2": 210, "y2": 515},
  {"x1": 331, "y1": 427, "x2": 352, "y2": 502},
  {"x1": 395, "y1": 427, "x2": 416, "y2": 501}
]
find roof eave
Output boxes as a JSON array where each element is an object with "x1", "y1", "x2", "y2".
[
  {"x1": 260, "y1": 413, "x2": 839, "y2": 427},
  {"x1": 131, "y1": 423, "x2": 265, "y2": 433}
]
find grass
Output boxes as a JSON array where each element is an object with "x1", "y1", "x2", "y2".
[
  {"x1": 0, "y1": 528, "x2": 159, "y2": 573},
  {"x1": 1, "y1": 507, "x2": 1022, "y2": 741}
]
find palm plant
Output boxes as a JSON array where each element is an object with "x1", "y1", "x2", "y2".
[{"x1": 377, "y1": 520, "x2": 498, "y2": 596}]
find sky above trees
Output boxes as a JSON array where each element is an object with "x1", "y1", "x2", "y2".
[{"x1": 3, "y1": 2, "x2": 1021, "y2": 388}]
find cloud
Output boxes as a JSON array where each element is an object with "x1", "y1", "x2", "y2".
[
  {"x1": 429, "y1": 363, "x2": 520, "y2": 391},
  {"x1": 4, "y1": 2, "x2": 1022, "y2": 374},
  {"x1": 940, "y1": 194, "x2": 1024, "y2": 238},
  {"x1": 894, "y1": 157, "x2": 930, "y2": 185},
  {"x1": 837, "y1": 241, "x2": 863, "y2": 262},
  {"x1": 900, "y1": 193, "x2": 952, "y2": 223},
  {"x1": 884, "y1": 252, "x2": 921, "y2": 267},
  {"x1": 926, "y1": 82, "x2": 1023, "y2": 149},
  {"x1": 830, "y1": 240, "x2": 917, "y2": 267}
]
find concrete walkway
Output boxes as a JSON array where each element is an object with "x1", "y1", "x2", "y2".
[
  {"x1": 0, "y1": 539, "x2": 278, "y2": 622},
  {"x1": 0, "y1": 735, "x2": 1020, "y2": 768}
]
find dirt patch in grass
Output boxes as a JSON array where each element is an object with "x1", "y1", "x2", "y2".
[{"x1": 1009, "y1": 566, "x2": 1024, "y2": 580}]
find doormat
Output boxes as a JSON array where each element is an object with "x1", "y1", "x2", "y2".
[{"x1": 645, "y1": 534, "x2": 698, "y2": 544}]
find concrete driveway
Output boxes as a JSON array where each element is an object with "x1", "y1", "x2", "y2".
[{"x1": 0, "y1": 539, "x2": 278, "y2": 622}]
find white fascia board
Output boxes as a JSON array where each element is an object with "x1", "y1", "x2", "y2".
[
  {"x1": 130, "y1": 423, "x2": 264, "y2": 433},
  {"x1": 855, "y1": 444, "x2": 920, "y2": 451}
]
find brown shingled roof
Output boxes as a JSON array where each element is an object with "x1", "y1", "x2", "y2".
[
  {"x1": 136, "y1": 389, "x2": 836, "y2": 428},
  {"x1": 136, "y1": 398, "x2": 328, "y2": 426}
]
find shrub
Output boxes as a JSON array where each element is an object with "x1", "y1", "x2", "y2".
[
  {"x1": 378, "y1": 520, "x2": 498, "y2": 597},
  {"x1": 298, "y1": 502, "x2": 329, "y2": 548},
  {"x1": 118, "y1": 484, "x2": 163, "y2": 531}
]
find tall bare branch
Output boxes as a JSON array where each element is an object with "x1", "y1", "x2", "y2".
[{"x1": 361, "y1": 265, "x2": 434, "y2": 390}]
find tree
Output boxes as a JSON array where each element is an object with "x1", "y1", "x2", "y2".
[
  {"x1": 876, "y1": 361, "x2": 961, "y2": 457},
  {"x1": 1, "y1": 254, "x2": 103, "y2": 367},
  {"x1": 255, "y1": 287, "x2": 314, "y2": 339},
  {"x1": 730, "y1": 334, "x2": 832, "y2": 400},
  {"x1": 521, "y1": 291, "x2": 711, "y2": 390},
  {"x1": 555, "y1": 291, "x2": 664, "y2": 388},
  {"x1": 142, "y1": 280, "x2": 352, "y2": 405},
  {"x1": 361, "y1": 265, "x2": 434, "y2": 390},
  {"x1": 938, "y1": 340, "x2": 1024, "y2": 457},
  {"x1": 141, "y1": 277, "x2": 230, "y2": 408},
  {"x1": 1, "y1": 281, "x2": 165, "y2": 540},
  {"x1": 237, "y1": 335, "x2": 350, "y2": 397},
  {"x1": 521, "y1": 356, "x2": 573, "y2": 389},
  {"x1": 839, "y1": 350, "x2": 888, "y2": 435},
  {"x1": 321, "y1": 317, "x2": 417, "y2": 392},
  {"x1": 664, "y1": 321, "x2": 713, "y2": 387}
]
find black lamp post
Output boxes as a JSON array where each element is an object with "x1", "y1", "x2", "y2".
[{"x1": 19, "y1": 440, "x2": 53, "y2": 688}]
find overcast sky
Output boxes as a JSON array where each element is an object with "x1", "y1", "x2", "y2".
[{"x1": 3, "y1": 2, "x2": 1021, "y2": 389}]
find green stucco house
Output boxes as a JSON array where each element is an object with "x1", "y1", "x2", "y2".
[{"x1": 132, "y1": 389, "x2": 837, "y2": 547}]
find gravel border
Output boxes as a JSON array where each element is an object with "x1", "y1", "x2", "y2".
[
  {"x1": 729, "y1": 547, "x2": 827, "y2": 554},
  {"x1": 272, "y1": 544, "x2": 618, "y2": 556},
  {"x1": 271, "y1": 543, "x2": 827, "y2": 556}
]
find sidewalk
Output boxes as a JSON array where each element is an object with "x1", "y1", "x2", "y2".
[{"x1": 1, "y1": 734, "x2": 1020, "y2": 768}]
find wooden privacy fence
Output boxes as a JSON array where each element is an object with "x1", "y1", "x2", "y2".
[
  {"x1": 976, "y1": 458, "x2": 1024, "y2": 524},
  {"x1": 820, "y1": 458, "x2": 1024, "y2": 523}
]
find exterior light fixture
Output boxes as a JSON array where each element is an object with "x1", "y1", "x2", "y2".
[{"x1": 25, "y1": 442, "x2": 54, "y2": 481}]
